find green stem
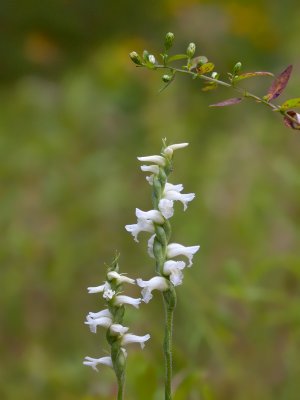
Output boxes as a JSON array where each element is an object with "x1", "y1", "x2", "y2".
[
  {"x1": 163, "y1": 296, "x2": 174, "y2": 400},
  {"x1": 154, "y1": 65, "x2": 299, "y2": 125},
  {"x1": 117, "y1": 376, "x2": 125, "y2": 400}
]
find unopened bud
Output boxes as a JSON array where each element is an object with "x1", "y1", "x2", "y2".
[
  {"x1": 165, "y1": 32, "x2": 175, "y2": 50},
  {"x1": 129, "y1": 51, "x2": 143, "y2": 65},
  {"x1": 148, "y1": 54, "x2": 156, "y2": 65},
  {"x1": 233, "y1": 62, "x2": 242, "y2": 75},
  {"x1": 186, "y1": 42, "x2": 196, "y2": 58},
  {"x1": 211, "y1": 72, "x2": 218, "y2": 79},
  {"x1": 162, "y1": 74, "x2": 172, "y2": 83}
]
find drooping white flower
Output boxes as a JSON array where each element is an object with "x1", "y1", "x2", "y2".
[
  {"x1": 83, "y1": 356, "x2": 113, "y2": 371},
  {"x1": 85, "y1": 315, "x2": 112, "y2": 333},
  {"x1": 135, "y1": 208, "x2": 164, "y2": 224},
  {"x1": 125, "y1": 218, "x2": 155, "y2": 242},
  {"x1": 163, "y1": 183, "x2": 195, "y2": 211},
  {"x1": 136, "y1": 276, "x2": 169, "y2": 303},
  {"x1": 158, "y1": 198, "x2": 174, "y2": 219},
  {"x1": 114, "y1": 295, "x2": 142, "y2": 308},
  {"x1": 88, "y1": 308, "x2": 112, "y2": 319},
  {"x1": 121, "y1": 333, "x2": 151, "y2": 349},
  {"x1": 110, "y1": 324, "x2": 129, "y2": 336},
  {"x1": 137, "y1": 155, "x2": 166, "y2": 166},
  {"x1": 87, "y1": 281, "x2": 110, "y2": 294},
  {"x1": 107, "y1": 271, "x2": 135, "y2": 285},
  {"x1": 163, "y1": 260, "x2": 186, "y2": 286},
  {"x1": 167, "y1": 243, "x2": 200, "y2": 267},
  {"x1": 163, "y1": 142, "x2": 189, "y2": 157},
  {"x1": 140, "y1": 165, "x2": 159, "y2": 175}
]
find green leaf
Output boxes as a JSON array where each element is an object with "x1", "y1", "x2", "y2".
[
  {"x1": 209, "y1": 97, "x2": 243, "y2": 107},
  {"x1": 280, "y1": 97, "x2": 300, "y2": 110},
  {"x1": 167, "y1": 54, "x2": 188, "y2": 63},
  {"x1": 265, "y1": 65, "x2": 293, "y2": 101},
  {"x1": 197, "y1": 62, "x2": 215, "y2": 74},
  {"x1": 234, "y1": 71, "x2": 274, "y2": 81}
]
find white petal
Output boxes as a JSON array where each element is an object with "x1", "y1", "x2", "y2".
[
  {"x1": 114, "y1": 295, "x2": 142, "y2": 308},
  {"x1": 164, "y1": 182, "x2": 184, "y2": 193},
  {"x1": 88, "y1": 309, "x2": 112, "y2": 319},
  {"x1": 121, "y1": 333, "x2": 151, "y2": 349},
  {"x1": 163, "y1": 143, "x2": 189, "y2": 156},
  {"x1": 125, "y1": 219, "x2": 155, "y2": 242},
  {"x1": 140, "y1": 165, "x2": 159, "y2": 175},
  {"x1": 85, "y1": 315, "x2": 112, "y2": 333},
  {"x1": 136, "y1": 276, "x2": 169, "y2": 303},
  {"x1": 135, "y1": 208, "x2": 164, "y2": 224},
  {"x1": 83, "y1": 356, "x2": 113, "y2": 371},
  {"x1": 167, "y1": 243, "x2": 200, "y2": 267},
  {"x1": 110, "y1": 324, "x2": 129, "y2": 335},
  {"x1": 103, "y1": 288, "x2": 115, "y2": 300},
  {"x1": 158, "y1": 198, "x2": 174, "y2": 219},
  {"x1": 107, "y1": 271, "x2": 135, "y2": 285},
  {"x1": 137, "y1": 155, "x2": 166, "y2": 166},
  {"x1": 164, "y1": 190, "x2": 195, "y2": 210},
  {"x1": 163, "y1": 260, "x2": 186, "y2": 286},
  {"x1": 87, "y1": 283, "x2": 106, "y2": 293}
]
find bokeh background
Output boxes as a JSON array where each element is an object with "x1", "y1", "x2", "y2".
[{"x1": 1, "y1": 1, "x2": 300, "y2": 399}]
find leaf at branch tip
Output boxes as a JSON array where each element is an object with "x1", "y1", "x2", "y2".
[
  {"x1": 265, "y1": 65, "x2": 293, "y2": 101},
  {"x1": 234, "y1": 71, "x2": 274, "y2": 82},
  {"x1": 280, "y1": 98, "x2": 300, "y2": 111},
  {"x1": 196, "y1": 62, "x2": 215, "y2": 75},
  {"x1": 283, "y1": 110, "x2": 300, "y2": 130},
  {"x1": 209, "y1": 98, "x2": 243, "y2": 107},
  {"x1": 166, "y1": 54, "x2": 188, "y2": 63}
]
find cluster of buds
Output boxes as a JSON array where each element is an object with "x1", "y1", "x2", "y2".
[
  {"x1": 83, "y1": 255, "x2": 150, "y2": 379},
  {"x1": 125, "y1": 141, "x2": 200, "y2": 304}
]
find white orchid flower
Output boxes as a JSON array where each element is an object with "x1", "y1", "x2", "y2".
[
  {"x1": 136, "y1": 276, "x2": 169, "y2": 303},
  {"x1": 114, "y1": 295, "x2": 142, "y2": 308},
  {"x1": 167, "y1": 243, "x2": 200, "y2": 267},
  {"x1": 137, "y1": 155, "x2": 166, "y2": 166},
  {"x1": 107, "y1": 271, "x2": 135, "y2": 285},
  {"x1": 163, "y1": 260, "x2": 186, "y2": 286},
  {"x1": 121, "y1": 333, "x2": 151, "y2": 349},
  {"x1": 83, "y1": 356, "x2": 113, "y2": 371},
  {"x1": 84, "y1": 315, "x2": 112, "y2": 333}
]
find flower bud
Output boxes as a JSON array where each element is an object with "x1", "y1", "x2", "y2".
[
  {"x1": 164, "y1": 32, "x2": 175, "y2": 50},
  {"x1": 148, "y1": 54, "x2": 156, "y2": 65},
  {"x1": 233, "y1": 62, "x2": 242, "y2": 75},
  {"x1": 162, "y1": 74, "x2": 172, "y2": 83},
  {"x1": 129, "y1": 51, "x2": 143, "y2": 66},
  {"x1": 186, "y1": 42, "x2": 196, "y2": 58}
]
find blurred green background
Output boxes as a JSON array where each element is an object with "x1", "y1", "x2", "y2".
[{"x1": 1, "y1": 1, "x2": 300, "y2": 399}]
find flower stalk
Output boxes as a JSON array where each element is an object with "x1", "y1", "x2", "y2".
[
  {"x1": 126, "y1": 140, "x2": 200, "y2": 399},
  {"x1": 83, "y1": 254, "x2": 150, "y2": 400}
]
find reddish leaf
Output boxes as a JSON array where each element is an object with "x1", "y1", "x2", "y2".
[
  {"x1": 209, "y1": 97, "x2": 243, "y2": 107},
  {"x1": 234, "y1": 71, "x2": 274, "y2": 82},
  {"x1": 283, "y1": 110, "x2": 300, "y2": 130},
  {"x1": 265, "y1": 65, "x2": 293, "y2": 101}
]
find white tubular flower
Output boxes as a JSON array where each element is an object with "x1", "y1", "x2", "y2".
[
  {"x1": 107, "y1": 271, "x2": 135, "y2": 285},
  {"x1": 163, "y1": 142, "x2": 189, "y2": 157},
  {"x1": 167, "y1": 243, "x2": 200, "y2": 267},
  {"x1": 135, "y1": 208, "x2": 164, "y2": 224},
  {"x1": 158, "y1": 198, "x2": 174, "y2": 219},
  {"x1": 163, "y1": 260, "x2": 186, "y2": 286},
  {"x1": 88, "y1": 308, "x2": 112, "y2": 319},
  {"x1": 110, "y1": 324, "x2": 129, "y2": 336},
  {"x1": 140, "y1": 165, "x2": 159, "y2": 175},
  {"x1": 83, "y1": 356, "x2": 113, "y2": 371},
  {"x1": 114, "y1": 295, "x2": 142, "y2": 308},
  {"x1": 85, "y1": 315, "x2": 112, "y2": 333},
  {"x1": 147, "y1": 234, "x2": 155, "y2": 258},
  {"x1": 125, "y1": 219, "x2": 155, "y2": 242},
  {"x1": 136, "y1": 276, "x2": 169, "y2": 303},
  {"x1": 121, "y1": 333, "x2": 151, "y2": 349},
  {"x1": 163, "y1": 183, "x2": 195, "y2": 211},
  {"x1": 103, "y1": 287, "x2": 115, "y2": 300},
  {"x1": 87, "y1": 282, "x2": 109, "y2": 294},
  {"x1": 137, "y1": 155, "x2": 166, "y2": 166}
]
